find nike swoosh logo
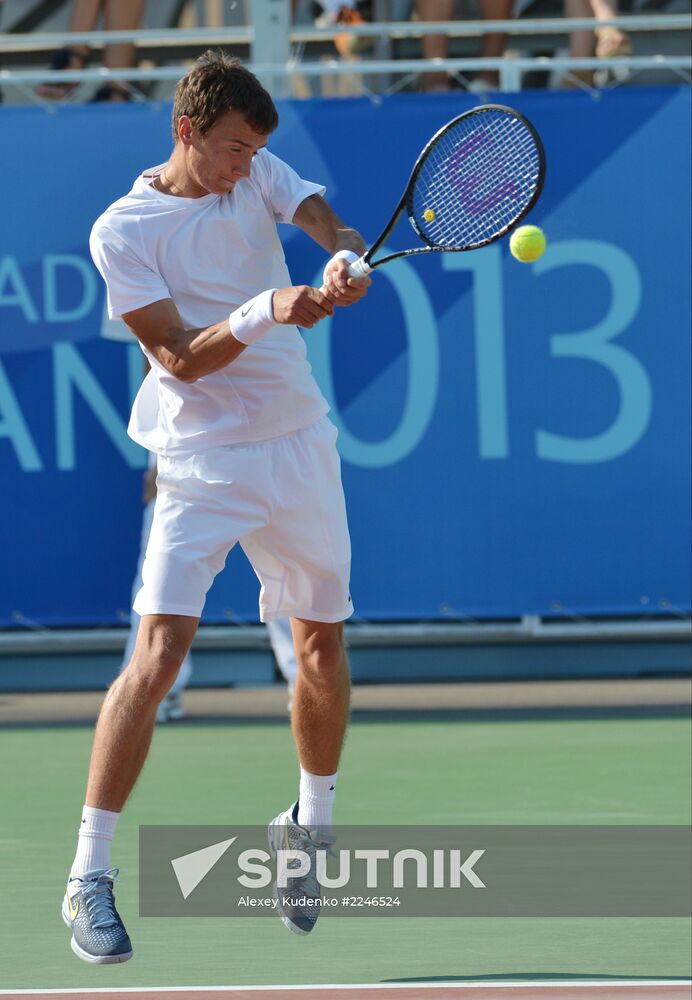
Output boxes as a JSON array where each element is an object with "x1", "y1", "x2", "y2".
[
  {"x1": 68, "y1": 896, "x2": 79, "y2": 921},
  {"x1": 240, "y1": 306, "x2": 252, "y2": 317}
]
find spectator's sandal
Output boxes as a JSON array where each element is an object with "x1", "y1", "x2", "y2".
[{"x1": 595, "y1": 27, "x2": 632, "y2": 59}]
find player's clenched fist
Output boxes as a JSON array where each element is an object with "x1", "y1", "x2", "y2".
[
  {"x1": 323, "y1": 253, "x2": 371, "y2": 306},
  {"x1": 273, "y1": 285, "x2": 334, "y2": 329}
]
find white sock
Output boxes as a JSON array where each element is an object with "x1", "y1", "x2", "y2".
[
  {"x1": 69, "y1": 805, "x2": 120, "y2": 890},
  {"x1": 297, "y1": 768, "x2": 338, "y2": 828}
]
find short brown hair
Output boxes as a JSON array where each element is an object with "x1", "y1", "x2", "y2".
[{"x1": 172, "y1": 51, "x2": 279, "y2": 140}]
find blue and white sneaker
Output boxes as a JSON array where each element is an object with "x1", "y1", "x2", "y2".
[
  {"x1": 268, "y1": 801, "x2": 335, "y2": 935},
  {"x1": 61, "y1": 868, "x2": 133, "y2": 964}
]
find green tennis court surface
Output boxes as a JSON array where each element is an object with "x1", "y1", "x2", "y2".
[{"x1": 1, "y1": 694, "x2": 690, "y2": 990}]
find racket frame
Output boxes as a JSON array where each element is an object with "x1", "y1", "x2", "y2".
[{"x1": 357, "y1": 104, "x2": 546, "y2": 273}]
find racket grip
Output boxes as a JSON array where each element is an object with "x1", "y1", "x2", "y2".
[{"x1": 347, "y1": 256, "x2": 373, "y2": 279}]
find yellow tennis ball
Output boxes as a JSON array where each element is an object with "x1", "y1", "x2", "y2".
[
  {"x1": 509, "y1": 225, "x2": 546, "y2": 263},
  {"x1": 423, "y1": 208, "x2": 436, "y2": 222}
]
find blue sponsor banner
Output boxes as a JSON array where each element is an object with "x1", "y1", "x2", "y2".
[{"x1": 1, "y1": 88, "x2": 690, "y2": 626}]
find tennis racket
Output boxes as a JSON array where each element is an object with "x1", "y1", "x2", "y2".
[{"x1": 342, "y1": 104, "x2": 546, "y2": 279}]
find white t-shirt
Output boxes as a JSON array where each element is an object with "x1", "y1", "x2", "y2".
[{"x1": 90, "y1": 150, "x2": 329, "y2": 454}]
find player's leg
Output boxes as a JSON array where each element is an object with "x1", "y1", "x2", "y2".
[
  {"x1": 63, "y1": 613, "x2": 196, "y2": 965},
  {"x1": 85, "y1": 613, "x2": 198, "y2": 811},
  {"x1": 270, "y1": 618, "x2": 349, "y2": 834},
  {"x1": 268, "y1": 616, "x2": 349, "y2": 935},
  {"x1": 241, "y1": 417, "x2": 352, "y2": 800},
  {"x1": 241, "y1": 417, "x2": 352, "y2": 815},
  {"x1": 64, "y1": 448, "x2": 267, "y2": 963},
  {"x1": 121, "y1": 499, "x2": 193, "y2": 722},
  {"x1": 290, "y1": 617, "x2": 349, "y2": 780},
  {"x1": 97, "y1": 445, "x2": 269, "y2": 803},
  {"x1": 244, "y1": 418, "x2": 353, "y2": 935}
]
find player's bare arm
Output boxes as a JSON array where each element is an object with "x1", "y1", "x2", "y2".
[
  {"x1": 293, "y1": 193, "x2": 371, "y2": 304},
  {"x1": 122, "y1": 286, "x2": 334, "y2": 383}
]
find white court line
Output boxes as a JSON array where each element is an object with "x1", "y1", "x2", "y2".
[{"x1": 1, "y1": 983, "x2": 690, "y2": 994}]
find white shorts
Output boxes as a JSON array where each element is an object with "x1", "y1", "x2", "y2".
[{"x1": 133, "y1": 417, "x2": 353, "y2": 623}]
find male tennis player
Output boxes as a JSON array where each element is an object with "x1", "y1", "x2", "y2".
[{"x1": 61, "y1": 51, "x2": 369, "y2": 965}]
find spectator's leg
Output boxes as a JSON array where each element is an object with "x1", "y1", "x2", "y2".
[
  {"x1": 92, "y1": 0, "x2": 146, "y2": 101},
  {"x1": 567, "y1": 0, "x2": 593, "y2": 56},
  {"x1": 67, "y1": 0, "x2": 104, "y2": 32},
  {"x1": 565, "y1": 0, "x2": 595, "y2": 86},
  {"x1": 65, "y1": 0, "x2": 104, "y2": 64},
  {"x1": 417, "y1": 0, "x2": 454, "y2": 91},
  {"x1": 477, "y1": 0, "x2": 512, "y2": 87},
  {"x1": 102, "y1": 0, "x2": 146, "y2": 70},
  {"x1": 36, "y1": 0, "x2": 102, "y2": 98}
]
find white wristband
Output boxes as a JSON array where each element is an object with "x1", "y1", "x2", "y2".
[
  {"x1": 229, "y1": 289, "x2": 277, "y2": 346},
  {"x1": 322, "y1": 249, "x2": 360, "y2": 287}
]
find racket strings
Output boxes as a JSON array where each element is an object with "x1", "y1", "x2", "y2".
[
  {"x1": 410, "y1": 110, "x2": 542, "y2": 249},
  {"x1": 419, "y1": 117, "x2": 537, "y2": 239}
]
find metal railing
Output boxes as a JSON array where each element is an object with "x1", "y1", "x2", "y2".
[
  {"x1": 0, "y1": 15, "x2": 689, "y2": 50},
  {"x1": 0, "y1": 14, "x2": 689, "y2": 98},
  {"x1": 1, "y1": 616, "x2": 690, "y2": 655}
]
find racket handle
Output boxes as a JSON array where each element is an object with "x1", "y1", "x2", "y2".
[{"x1": 347, "y1": 256, "x2": 373, "y2": 278}]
